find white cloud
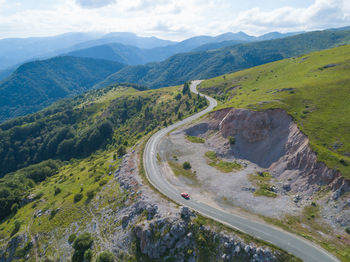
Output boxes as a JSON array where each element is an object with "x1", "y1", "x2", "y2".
[
  {"x1": 0, "y1": 0, "x2": 349, "y2": 40},
  {"x1": 231, "y1": 0, "x2": 350, "y2": 34},
  {"x1": 75, "y1": 0, "x2": 117, "y2": 8}
]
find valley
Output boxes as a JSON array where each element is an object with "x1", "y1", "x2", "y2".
[{"x1": 0, "y1": 17, "x2": 349, "y2": 262}]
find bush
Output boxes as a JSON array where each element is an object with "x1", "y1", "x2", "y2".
[
  {"x1": 99, "y1": 180, "x2": 108, "y2": 187},
  {"x1": 96, "y1": 251, "x2": 115, "y2": 262},
  {"x1": 86, "y1": 190, "x2": 95, "y2": 200},
  {"x1": 117, "y1": 146, "x2": 126, "y2": 157},
  {"x1": 11, "y1": 220, "x2": 21, "y2": 237},
  {"x1": 54, "y1": 187, "x2": 61, "y2": 195},
  {"x1": 228, "y1": 136, "x2": 235, "y2": 145},
  {"x1": 346, "y1": 227, "x2": 350, "y2": 234},
  {"x1": 74, "y1": 193, "x2": 83, "y2": 203},
  {"x1": 183, "y1": 161, "x2": 192, "y2": 170},
  {"x1": 72, "y1": 232, "x2": 93, "y2": 262},
  {"x1": 84, "y1": 248, "x2": 93, "y2": 261},
  {"x1": 68, "y1": 233, "x2": 77, "y2": 244}
]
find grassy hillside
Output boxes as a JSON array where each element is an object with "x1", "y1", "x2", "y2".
[
  {"x1": 0, "y1": 82, "x2": 208, "y2": 221},
  {"x1": 0, "y1": 56, "x2": 125, "y2": 123},
  {"x1": 98, "y1": 29, "x2": 350, "y2": 89},
  {"x1": 199, "y1": 44, "x2": 350, "y2": 179}
]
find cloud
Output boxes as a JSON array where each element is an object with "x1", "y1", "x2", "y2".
[
  {"x1": 75, "y1": 0, "x2": 117, "y2": 8},
  {"x1": 0, "y1": 0, "x2": 349, "y2": 40},
  {"x1": 231, "y1": 0, "x2": 350, "y2": 34}
]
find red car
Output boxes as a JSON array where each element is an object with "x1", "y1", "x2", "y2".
[{"x1": 181, "y1": 192, "x2": 190, "y2": 199}]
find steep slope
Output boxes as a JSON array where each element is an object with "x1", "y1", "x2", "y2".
[
  {"x1": 199, "y1": 44, "x2": 350, "y2": 180},
  {"x1": 97, "y1": 28, "x2": 350, "y2": 89},
  {"x1": 0, "y1": 56, "x2": 125, "y2": 122}
]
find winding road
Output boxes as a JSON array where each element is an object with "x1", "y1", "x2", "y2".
[{"x1": 143, "y1": 80, "x2": 339, "y2": 262}]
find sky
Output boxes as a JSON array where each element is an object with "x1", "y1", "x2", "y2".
[{"x1": 0, "y1": 0, "x2": 349, "y2": 40}]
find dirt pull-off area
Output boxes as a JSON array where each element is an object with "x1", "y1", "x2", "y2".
[{"x1": 159, "y1": 107, "x2": 350, "y2": 233}]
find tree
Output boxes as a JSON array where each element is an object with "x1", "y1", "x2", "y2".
[
  {"x1": 183, "y1": 161, "x2": 192, "y2": 170},
  {"x1": 117, "y1": 146, "x2": 126, "y2": 157},
  {"x1": 72, "y1": 232, "x2": 93, "y2": 262},
  {"x1": 182, "y1": 82, "x2": 190, "y2": 95},
  {"x1": 96, "y1": 251, "x2": 115, "y2": 262},
  {"x1": 228, "y1": 136, "x2": 236, "y2": 145}
]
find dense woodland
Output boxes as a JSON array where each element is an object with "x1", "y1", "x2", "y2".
[
  {"x1": 0, "y1": 56, "x2": 126, "y2": 122},
  {"x1": 0, "y1": 82, "x2": 207, "y2": 220}
]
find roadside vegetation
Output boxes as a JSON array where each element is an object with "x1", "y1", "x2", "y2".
[
  {"x1": 168, "y1": 161, "x2": 197, "y2": 181},
  {"x1": 186, "y1": 135, "x2": 205, "y2": 143},
  {"x1": 199, "y1": 44, "x2": 350, "y2": 179},
  {"x1": 204, "y1": 151, "x2": 242, "y2": 173},
  {"x1": 248, "y1": 172, "x2": 277, "y2": 198}
]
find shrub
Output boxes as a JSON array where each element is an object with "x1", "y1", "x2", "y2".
[
  {"x1": 346, "y1": 227, "x2": 350, "y2": 234},
  {"x1": 68, "y1": 233, "x2": 77, "y2": 244},
  {"x1": 183, "y1": 161, "x2": 192, "y2": 170},
  {"x1": 84, "y1": 248, "x2": 93, "y2": 261},
  {"x1": 54, "y1": 187, "x2": 61, "y2": 195},
  {"x1": 228, "y1": 136, "x2": 236, "y2": 145},
  {"x1": 72, "y1": 232, "x2": 93, "y2": 262},
  {"x1": 86, "y1": 190, "x2": 95, "y2": 200},
  {"x1": 11, "y1": 220, "x2": 21, "y2": 237},
  {"x1": 99, "y1": 180, "x2": 108, "y2": 187},
  {"x1": 117, "y1": 146, "x2": 126, "y2": 157},
  {"x1": 74, "y1": 193, "x2": 83, "y2": 203},
  {"x1": 96, "y1": 251, "x2": 115, "y2": 262}
]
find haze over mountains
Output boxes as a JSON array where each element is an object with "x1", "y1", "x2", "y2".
[
  {"x1": 0, "y1": 30, "x2": 298, "y2": 74},
  {"x1": 0, "y1": 27, "x2": 349, "y2": 123}
]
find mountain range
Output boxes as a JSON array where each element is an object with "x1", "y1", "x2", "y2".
[
  {"x1": 0, "y1": 31, "x2": 298, "y2": 75},
  {"x1": 0, "y1": 27, "x2": 349, "y2": 123}
]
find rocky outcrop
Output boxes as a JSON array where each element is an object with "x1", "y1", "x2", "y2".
[
  {"x1": 134, "y1": 207, "x2": 278, "y2": 262},
  {"x1": 205, "y1": 108, "x2": 350, "y2": 197}
]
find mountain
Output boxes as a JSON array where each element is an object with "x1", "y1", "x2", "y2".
[
  {"x1": 0, "y1": 56, "x2": 125, "y2": 122},
  {"x1": 66, "y1": 43, "x2": 149, "y2": 65},
  {"x1": 64, "y1": 32, "x2": 259, "y2": 66},
  {"x1": 0, "y1": 32, "x2": 174, "y2": 73},
  {"x1": 191, "y1": 40, "x2": 247, "y2": 52},
  {"x1": 96, "y1": 28, "x2": 350, "y2": 89},
  {"x1": 0, "y1": 30, "x2": 303, "y2": 76},
  {"x1": 257, "y1": 31, "x2": 303, "y2": 41},
  {"x1": 0, "y1": 32, "x2": 102, "y2": 70},
  {"x1": 70, "y1": 32, "x2": 175, "y2": 50}
]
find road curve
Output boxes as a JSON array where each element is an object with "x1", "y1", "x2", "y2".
[{"x1": 143, "y1": 80, "x2": 339, "y2": 262}]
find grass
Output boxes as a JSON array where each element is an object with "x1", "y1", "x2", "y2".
[
  {"x1": 262, "y1": 205, "x2": 350, "y2": 262},
  {"x1": 0, "y1": 149, "x2": 124, "y2": 258},
  {"x1": 186, "y1": 135, "x2": 205, "y2": 143},
  {"x1": 254, "y1": 183, "x2": 277, "y2": 198},
  {"x1": 198, "y1": 45, "x2": 350, "y2": 261},
  {"x1": 248, "y1": 172, "x2": 276, "y2": 198},
  {"x1": 204, "y1": 151, "x2": 242, "y2": 173},
  {"x1": 168, "y1": 161, "x2": 197, "y2": 180},
  {"x1": 199, "y1": 44, "x2": 350, "y2": 179}
]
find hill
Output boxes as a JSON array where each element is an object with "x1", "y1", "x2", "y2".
[
  {"x1": 0, "y1": 56, "x2": 125, "y2": 122},
  {"x1": 97, "y1": 29, "x2": 350, "y2": 89},
  {"x1": 0, "y1": 32, "x2": 174, "y2": 71},
  {"x1": 0, "y1": 82, "x2": 207, "y2": 217},
  {"x1": 198, "y1": 44, "x2": 350, "y2": 179},
  {"x1": 65, "y1": 33, "x2": 254, "y2": 66}
]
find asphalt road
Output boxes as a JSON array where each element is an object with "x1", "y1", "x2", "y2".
[{"x1": 143, "y1": 80, "x2": 339, "y2": 262}]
